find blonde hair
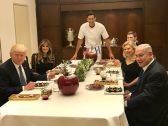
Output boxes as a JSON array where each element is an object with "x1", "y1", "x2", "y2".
[
  {"x1": 10, "y1": 44, "x2": 27, "y2": 55},
  {"x1": 122, "y1": 41, "x2": 136, "y2": 58},
  {"x1": 37, "y1": 39, "x2": 53, "y2": 63}
]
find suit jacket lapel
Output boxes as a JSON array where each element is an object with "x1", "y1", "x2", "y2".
[
  {"x1": 137, "y1": 60, "x2": 157, "y2": 91},
  {"x1": 132, "y1": 60, "x2": 156, "y2": 95},
  {"x1": 143, "y1": 60, "x2": 156, "y2": 74},
  {"x1": 8, "y1": 59, "x2": 21, "y2": 84}
]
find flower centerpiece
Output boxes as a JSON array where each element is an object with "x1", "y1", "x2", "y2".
[{"x1": 74, "y1": 59, "x2": 94, "y2": 82}]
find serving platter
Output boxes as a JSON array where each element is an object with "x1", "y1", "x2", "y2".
[
  {"x1": 94, "y1": 80, "x2": 118, "y2": 85},
  {"x1": 85, "y1": 84, "x2": 104, "y2": 90},
  {"x1": 9, "y1": 94, "x2": 40, "y2": 100},
  {"x1": 104, "y1": 86, "x2": 124, "y2": 95}
]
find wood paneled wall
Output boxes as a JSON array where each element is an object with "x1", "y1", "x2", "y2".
[
  {"x1": 143, "y1": 0, "x2": 168, "y2": 69},
  {"x1": 36, "y1": 0, "x2": 168, "y2": 69},
  {"x1": 36, "y1": 0, "x2": 62, "y2": 65},
  {"x1": 62, "y1": 9, "x2": 143, "y2": 47}
]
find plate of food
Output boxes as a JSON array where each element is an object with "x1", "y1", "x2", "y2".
[
  {"x1": 94, "y1": 80, "x2": 118, "y2": 85},
  {"x1": 9, "y1": 94, "x2": 40, "y2": 100},
  {"x1": 85, "y1": 84, "x2": 104, "y2": 90},
  {"x1": 104, "y1": 86, "x2": 124, "y2": 95},
  {"x1": 35, "y1": 81, "x2": 50, "y2": 88}
]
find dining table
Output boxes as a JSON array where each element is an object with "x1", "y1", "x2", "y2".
[{"x1": 0, "y1": 60, "x2": 129, "y2": 126}]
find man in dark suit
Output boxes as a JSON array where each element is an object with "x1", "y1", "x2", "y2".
[
  {"x1": 124, "y1": 44, "x2": 168, "y2": 126},
  {"x1": 0, "y1": 44, "x2": 55, "y2": 106}
]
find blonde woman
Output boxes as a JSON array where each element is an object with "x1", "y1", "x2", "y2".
[
  {"x1": 31, "y1": 39, "x2": 56, "y2": 74},
  {"x1": 121, "y1": 41, "x2": 141, "y2": 92}
]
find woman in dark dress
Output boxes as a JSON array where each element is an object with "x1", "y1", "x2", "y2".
[
  {"x1": 31, "y1": 39, "x2": 56, "y2": 75},
  {"x1": 121, "y1": 41, "x2": 141, "y2": 92}
]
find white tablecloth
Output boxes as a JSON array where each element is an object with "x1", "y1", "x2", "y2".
[{"x1": 0, "y1": 65, "x2": 128, "y2": 126}]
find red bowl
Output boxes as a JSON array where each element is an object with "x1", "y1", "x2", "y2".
[
  {"x1": 57, "y1": 75, "x2": 79, "y2": 95},
  {"x1": 85, "y1": 52, "x2": 97, "y2": 62}
]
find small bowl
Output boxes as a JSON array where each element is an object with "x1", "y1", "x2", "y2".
[
  {"x1": 95, "y1": 68, "x2": 101, "y2": 75},
  {"x1": 41, "y1": 95, "x2": 49, "y2": 100},
  {"x1": 94, "y1": 67, "x2": 104, "y2": 75},
  {"x1": 100, "y1": 71, "x2": 107, "y2": 80}
]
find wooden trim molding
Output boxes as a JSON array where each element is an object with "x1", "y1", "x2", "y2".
[{"x1": 61, "y1": 1, "x2": 144, "y2": 11}]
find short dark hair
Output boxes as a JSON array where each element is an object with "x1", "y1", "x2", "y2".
[
  {"x1": 87, "y1": 10, "x2": 95, "y2": 17},
  {"x1": 127, "y1": 31, "x2": 137, "y2": 37}
]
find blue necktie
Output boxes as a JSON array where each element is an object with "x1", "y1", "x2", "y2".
[
  {"x1": 19, "y1": 66, "x2": 26, "y2": 85},
  {"x1": 139, "y1": 70, "x2": 144, "y2": 79},
  {"x1": 137, "y1": 69, "x2": 144, "y2": 86}
]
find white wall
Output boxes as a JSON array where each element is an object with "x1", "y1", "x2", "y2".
[{"x1": 0, "y1": 0, "x2": 38, "y2": 62}]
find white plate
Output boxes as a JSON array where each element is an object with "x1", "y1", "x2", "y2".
[{"x1": 35, "y1": 81, "x2": 51, "y2": 88}]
